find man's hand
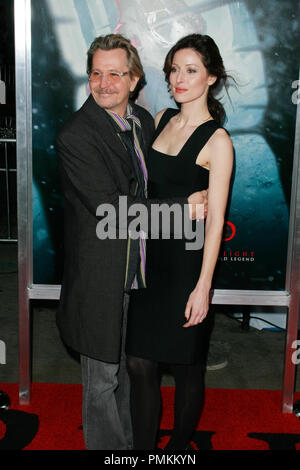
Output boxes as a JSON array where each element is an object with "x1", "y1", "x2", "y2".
[{"x1": 187, "y1": 190, "x2": 208, "y2": 220}]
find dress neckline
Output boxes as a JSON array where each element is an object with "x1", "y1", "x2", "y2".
[
  {"x1": 151, "y1": 147, "x2": 210, "y2": 172},
  {"x1": 151, "y1": 117, "x2": 216, "y2": 159}
]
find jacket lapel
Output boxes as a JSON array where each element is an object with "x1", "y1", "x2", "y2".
[{"x1": 82, "y1": 95, "x2": 133, "y2": 170}]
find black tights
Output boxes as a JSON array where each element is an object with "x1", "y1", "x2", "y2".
[{"x1": 126, "y1": 356, "x2": 205, "y2": 450}]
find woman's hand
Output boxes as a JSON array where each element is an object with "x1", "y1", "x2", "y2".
[
  {"x1": 187, "y1": 190, "x2": 208, "y2": 220},
  {"x1": 183, "y1": 285, "x2": 210, "y2": 328}
]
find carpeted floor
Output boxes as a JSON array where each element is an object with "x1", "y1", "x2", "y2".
[{"x1": 0, "y1": 383, "x2": 299, "y2": 451}]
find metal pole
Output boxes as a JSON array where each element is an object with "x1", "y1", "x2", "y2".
[{"x1": 15, "y1": 0, "x2": 32, "y2": 405}]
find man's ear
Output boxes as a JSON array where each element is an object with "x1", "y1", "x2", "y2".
[{"x1": 130, "y1": 75, "x2": 140, "y2": 93}]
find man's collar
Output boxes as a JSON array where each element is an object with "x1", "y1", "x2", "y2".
[{"x1": 105, "y1": 102, "x2": 133, "y2": 120}]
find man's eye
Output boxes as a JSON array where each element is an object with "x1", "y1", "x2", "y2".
[{"x1": 109, "y1": 72, "x2": 119, "y2": 77}]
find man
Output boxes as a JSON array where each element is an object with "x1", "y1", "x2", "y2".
[{"x1": 56, "y1": 34, "x2": 206, "y2": 450}]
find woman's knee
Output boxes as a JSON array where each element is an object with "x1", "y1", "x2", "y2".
[{"x1": 126, "y1": 355, "x2": 157, "y2": 380}]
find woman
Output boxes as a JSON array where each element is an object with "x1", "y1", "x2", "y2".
[{"x1": 125, "y1": 34, "x2": 233, "y2": 450}]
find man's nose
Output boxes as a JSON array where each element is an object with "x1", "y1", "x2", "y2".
[{"x1": 99, "y1": 73, "x2": 110, "y2": 87}]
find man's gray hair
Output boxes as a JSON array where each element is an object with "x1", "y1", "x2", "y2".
[{"x1": 87, "y1": 34, "x2": 144, "y2": 82}]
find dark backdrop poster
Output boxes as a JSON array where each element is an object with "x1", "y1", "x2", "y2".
[{"x1": 31, "y1": 0, "x2": 299, "y2": 290}]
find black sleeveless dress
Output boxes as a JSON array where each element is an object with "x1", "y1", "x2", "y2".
[{"x1": 125, "y1": 108, "x2": 220, "y2": 365}]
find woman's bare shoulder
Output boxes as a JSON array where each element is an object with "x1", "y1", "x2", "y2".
[{"x1": 210, "y1": 127, "x2": 233, "y2": 152}]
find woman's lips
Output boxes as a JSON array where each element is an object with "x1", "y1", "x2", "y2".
[{"x1": 175, "y1": 88, "x2": 188, "y2": 93}]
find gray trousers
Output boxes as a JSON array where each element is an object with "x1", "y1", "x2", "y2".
[{"x1": 81, "y1": 294, "x2": 132, "y2": 450}]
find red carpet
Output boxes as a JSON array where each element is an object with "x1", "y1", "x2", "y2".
[{"x1": 0, "y1": 383, "x2": 299, "y2": 450}]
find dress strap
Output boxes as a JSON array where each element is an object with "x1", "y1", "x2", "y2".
[
  {"x1": 184, "y1": 120, "x2": 220, "y2": 155},
  {"x1": 153, "y1": 108, "x2": 179, "y2": 140}
]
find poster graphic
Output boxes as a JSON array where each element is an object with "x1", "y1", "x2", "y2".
[{"x1": 31, "y1": 0, "x2": 298, "y2": 290}]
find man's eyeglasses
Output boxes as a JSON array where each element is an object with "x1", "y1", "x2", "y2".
[{"x1": 89, "y1": 70, "x2": 129, "y2": 83}]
